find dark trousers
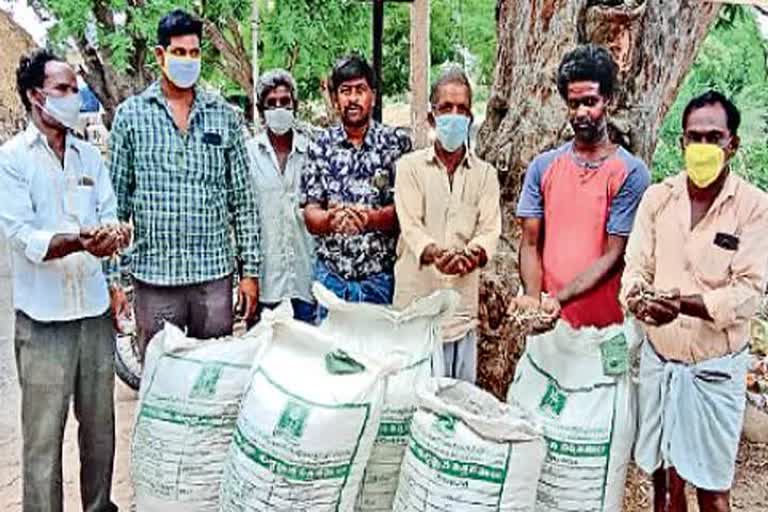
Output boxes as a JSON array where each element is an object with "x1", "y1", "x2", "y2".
[
  {"x1": 133, "y1": 275, "x2": 234, "y2": 361},
  {"x1": 14, "y1": 311, "x2": 118, "y2": 512}
]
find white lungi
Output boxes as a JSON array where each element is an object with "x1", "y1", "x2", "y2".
[{"x1": 634, "y1": 341, "x2": 749, "y2": 491}]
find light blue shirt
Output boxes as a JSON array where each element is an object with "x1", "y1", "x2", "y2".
[
  {"x1": 247, "y1": 130, "x2": 315, "y2": 304},
  {"x1": 0, "y1": 123, "x2": 118, "y2": 321}
]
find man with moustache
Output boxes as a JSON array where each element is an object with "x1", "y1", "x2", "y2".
[
  {"x1": 512, "y1": 44, "x2": 650, "y2": 333},
  {"x1": 0, "y1": 50, "x2": 128, "y2": 511},
  {"x1": 109, "y1": 10, "x2": 260, "y2": 360},
  {"x1": 506, "y1": 45, "x2": 650, "y2": 509},
  {"x1": 302, "y1": 55, "x2": 412, "y2": 309},
  {"x1": 623, "y1": 91, "x2": 768, "y2": 512}
]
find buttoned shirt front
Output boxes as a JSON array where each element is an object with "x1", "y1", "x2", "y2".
[
  {"x1": 247, "y1": 130, "x2": 315, "y2": 304},
  {"x1": 393, "y1": 147, "x2": 501, "y2": 341},
  {"x1": 301, "y1": 121, "x2": 412, "y2": 280},
  {"x1": 0, "y1": 123, "x2": 117, "y2": 322},
  {"x1": 109, "y1": 82, "x2": 260, "y2": 286},
  {"x1": 622, "y1": 172, "x2": 768, "y2": 363}
]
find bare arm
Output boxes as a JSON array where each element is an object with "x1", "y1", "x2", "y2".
[
  {"x1": 44, "y1": 234, "x2": 84, "y2": 261},
  {"x1": 680, "y1": 295, "x2": 713, "y2": 321},
  {"x1": 365, "y1": 205, "x2": 397, "y2": 233},
  {"x1": 519, "y1": 218, "x2": 544, "y2": 299},
  {"x1": 556, "y1": 235, "x2": 627, "y2": 305},
  {"x1": 304, "y1": 203, "x2": 334, "y2": 236}
]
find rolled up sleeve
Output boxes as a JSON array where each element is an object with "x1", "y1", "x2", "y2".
[{"x1": 701, "y1": 205, "x2": 768, "y2": 330}]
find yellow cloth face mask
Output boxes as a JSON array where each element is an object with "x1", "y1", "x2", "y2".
[{"x1": 684, "y1": 143, "x2": 726, "y2": 188}]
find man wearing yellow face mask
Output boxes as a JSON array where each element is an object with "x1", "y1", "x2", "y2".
[
  {"x1": 109, "y1": 10, "x2": 260, "y2": 363},
  {"x1": 622, "y1": 90, "x2": 768, "y2": 512}
]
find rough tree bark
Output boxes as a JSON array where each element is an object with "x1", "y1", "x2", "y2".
[{"x1": 475, "y1": 0, "x2": 721, "y2": 399}]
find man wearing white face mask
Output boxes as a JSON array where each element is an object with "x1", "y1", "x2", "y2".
[
  {"x1": 0, "y1": 50, "x2": 127, "y2": 512},
  {"x1": 393, "y1": 67, "x2": 501, "y2": 383},
  {"x1": 245, "y1": 70, "x2": 316, "y2": 325},
  {"x1": 109, "y1": 10, "x2": 260, "y2": 362}
]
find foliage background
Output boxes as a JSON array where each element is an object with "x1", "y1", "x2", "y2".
[
  {"x1": 22, "y1": 1, "x2": 768, "y2": 186},
  {"x1": 34, "y1": 0, "x2": 496, "y2": 98},
  {"x1": 651, "y1": 7, "x2": 768, "y2": 189}
]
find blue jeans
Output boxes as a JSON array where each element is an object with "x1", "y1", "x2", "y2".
[{"x1": 314, "y1": 260, "x2": 394, "y2": 322}]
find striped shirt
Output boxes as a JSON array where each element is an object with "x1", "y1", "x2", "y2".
[{"x1": 109, "y1": 82, "x2": 259, "y2": 286}]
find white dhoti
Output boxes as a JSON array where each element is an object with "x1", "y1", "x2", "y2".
[{"x1": 634, "y1": 341, "x2": 749, "y2": 491}]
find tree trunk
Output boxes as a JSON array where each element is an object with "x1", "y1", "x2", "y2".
[
  {"x1": 475, "y1": 0, "x2": 721, "y2": 400},
  {"x1": 204, "y1": 20, "x2": 254, "y2": 122},
  {"x1": 75, "y1": 37, "x2": 152, "y2": 129}
]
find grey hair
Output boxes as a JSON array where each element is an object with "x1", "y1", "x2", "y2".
[
  {"x1": 256, "y1": 69, "x2": 298, "y2": 112},
  {"x1": 429, "y1": 65, "x2": 472, "y2": 108}
]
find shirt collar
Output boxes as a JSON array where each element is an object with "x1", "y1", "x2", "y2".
[
  {"x1": 256, "y1": 128, "x2": 308, "y2": 154},
  {"x1": 672, "y1": 170, "x2": 738, "y2": 208},
  {"x1": 330, "y1": 120, "x2": 381, "y2": 150},
  {"x1": 425, "y1": 144, "x2": 473, "y2": 169},
  {"x1": 24, "y1": 121, "x2": 80, "y2": 154},
  {"x1": 143, "y1": 80, "x2": 217, "y2": 108}
]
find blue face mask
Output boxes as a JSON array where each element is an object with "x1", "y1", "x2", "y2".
[
  {"x1": 164, "y1": 55, "x2": 201, "y2": 89},
  {"x1": 435, "y1": 114, "x2": 470, "y2": 152}
]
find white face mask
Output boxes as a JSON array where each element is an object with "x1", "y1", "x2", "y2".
[
  {"x1": 164, "y1": 55, "x2": 201, "y2": 89},
  {"x1": 264, "y1": 108, "x2": 295, "y2": 135},
  {"x1": 39, "y1": 91, "x2": 81, "y2": 129}
]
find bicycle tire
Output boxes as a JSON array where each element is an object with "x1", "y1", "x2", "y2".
[{"x1": 114, "y1": 333, "x2": 142, "y2": 391}]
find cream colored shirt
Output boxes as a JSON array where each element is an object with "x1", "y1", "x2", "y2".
[
  {"x1": 621, "y1": 172, "x2": 768, "y2": 363},
  {"x1": 393, "y1": 147, "x2": 501, "y2": 342}
]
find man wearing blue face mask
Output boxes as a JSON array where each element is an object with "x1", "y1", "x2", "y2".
[
  {"x1": 246, "y1": 70, "x2": 316, "y2": 325},
  {"x1": 393, "y1": 67, "x2": 501, "y2": 383},
  {"x1": 109, "y1": 10, "x2": 260, "y2": 362}
]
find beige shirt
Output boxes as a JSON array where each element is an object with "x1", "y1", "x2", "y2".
[
  {"x1": 621, "y1": 172, "x2": 768, "y2": 363},
  {"x1": 393, "y1": 147, "x2": 501, "y2": 342}
]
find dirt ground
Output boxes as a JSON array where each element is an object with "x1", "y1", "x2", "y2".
[
  {"x1": 623, "y1": 442, "x2": 768, "y2": 511},
  {"x1": 0, "y1": 372, "x2": 138, "y2": 512}
]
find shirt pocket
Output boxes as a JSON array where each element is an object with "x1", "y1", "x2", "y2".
[
  {"x1": 188, "y1": 135, "x2": 227, "y2": 186},
  {"x1": 65, "y1": 184, "x2": 96, "y2": 226},
  {"x1": 692, "y1": 244, "x2": 735, "y2": 288},
  {"x1": 448, "y1": 202, "x2": 480, "y2": 246}
]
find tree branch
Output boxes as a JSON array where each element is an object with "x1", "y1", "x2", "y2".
[{"x1": 204, "y1": 19, "x2": 253, "y2": 91}]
